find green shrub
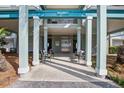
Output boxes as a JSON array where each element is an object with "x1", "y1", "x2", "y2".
[
  {"x1": 108, "y1": 72, "x2": 124, "y2": 88},
  {"x1": 109, "y1": 46, "x2": 119, "y2": 54},
  {"x1": 111, "y1": 76, "x2": 124, "y2": 87}
]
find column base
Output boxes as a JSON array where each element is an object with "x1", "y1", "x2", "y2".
[
  {"x1": 85, "y1": 61, "x2": 92, "y2": 67},
  {"x1": 18, "y1": 66, "x2": 29, "y2": 74},
  {"x1": 96, "y1": 74, "x2": 106, "y2": 79},
  {"x1": 32, "y1": 60, "x2": 40, "y2": 66},
  {"x1": 95, "y1": 68, "x2": 107, "y2": 79}
]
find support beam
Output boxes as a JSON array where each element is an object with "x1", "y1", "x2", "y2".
[
  {"x1": 32, "y1": 16, "x2": 41, "y2": 65},
  {"x1": 77, "y1": 27, "x2": 81, "y2": 53},
  {"x1": 96, "y1": 5, "x2": 107, "y2": 78},
  {"x1": 44, "y1": 27, "x2": 48, "y2": 54},
  {"x1": 2, "y1": 9, "x2": 124, "y2": 19},
  {"x1": 85, "y1": 16, "x2": 93, "y2": 66},
  {"x1": 18, "y1": 5, "x2": 29, "y2": 74}
]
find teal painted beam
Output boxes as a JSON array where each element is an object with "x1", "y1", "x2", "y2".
[{"x1": 0, "y1": 9, "x2": 124, "y2": 19}]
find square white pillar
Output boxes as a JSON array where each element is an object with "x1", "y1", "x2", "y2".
[
  {"x1": 77, "y1": 27, "x2": 81, "y2": 53},
  {"x1": 85, "y1": 16, "x2": 93, "y2": 66},
  {"x1": 32, "y1": 16, "x2": 41, "y2": 66},
  {"x1": 44, "y1": 27, "x2": 48, "y2": 54},
  {"x1": 18, "y1": 5, "x2": 29, "y2": 74},
  {"x1": 96, "y1": 5, "x2": 107, "y2": 78}
]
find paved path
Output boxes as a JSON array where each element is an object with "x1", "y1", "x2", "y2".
[{"x1": 8, "y1": 54, "x2": 120, "y2": 88}]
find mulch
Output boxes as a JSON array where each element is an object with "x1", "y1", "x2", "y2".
[
  {"x1": 0, "y1": 53, "x2": 32, "y2": 88},
  {"x1": 0, "y1": 53, "x2": 18, "y2": 88}
]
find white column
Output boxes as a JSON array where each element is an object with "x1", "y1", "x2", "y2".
[
  {"x1": 18, "y1": 5, "x2": 29, "y2": 74},
  {"x1": 77, "y1": 27, "x2": 81, "y2": 53},
  {"x1": 85, "y1": 16, "x2": 93, "y2": 66},
  {"x1": 96, "y1": 5, "x2": 107, "y2": 78},
  {"x1": 44, "y1": 27, "x2": 48, "y2": 54},
  {"x1": 110, "y1": 35, "x2": 113, "y2": 47},
  {"x1": 32, "y1": 16, "x2": 41, "y2": 65}
]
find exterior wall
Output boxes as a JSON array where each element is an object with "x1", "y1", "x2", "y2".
[
  {"x1": 92, "y1": 34, "x2": 97, "y2": 54},
  {"x1": 29, "y1": 35, "x2": 43, "y2": 52},
  {"x1": 2, "y1": 19, "x2": 123, "y2": 54},
  {"x1": 51, "y1": 35, "x2": 73, "y2": 53},
  {"x1": 52, "y1": 36, "x2": 61, "y2": 53},
  {"x1": 107, "y1": 32, "x2": 124, "y2": 47},
  {"x1": 2, "y1": 33, "x2": 17, "y2": 52},
  {"x1": 29, "y1": 35, "x2": 33, "y2": 52},
  {"x1": 112, "y1": 39, "x2": 124, "y2": 46},
  {"x1": 39, "y1": 36, "x2": 44, "y2": 51},
  {"x1": 92, "y1": 34, "x2": 97, "y2": 48},
  {"x1": 1, "y1": 29, "x2": 97, "y2": 54},
  {"x1": 3, "y1": 38, "x2": 14, "y2": 52},
  {"x1": 81, "y1": 33, "x2": 96, "y2": 53},
  {"x1": 81, "y1": 34, "x2": 86, "y2": 50}
]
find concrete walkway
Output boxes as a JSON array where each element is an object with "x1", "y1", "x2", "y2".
[{"x1": 8, "y1": 54, "x2": 120, "y2": 88}]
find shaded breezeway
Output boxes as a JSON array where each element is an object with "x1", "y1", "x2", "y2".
[{"x1": 8, "y1": 54, "x2": 120, "y2": 88}]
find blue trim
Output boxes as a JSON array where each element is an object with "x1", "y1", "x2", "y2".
[{"x1": 0, "y1": 9, "x2": 124, "y2": 19}]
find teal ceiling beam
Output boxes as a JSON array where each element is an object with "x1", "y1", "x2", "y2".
[{"x1": 0, "y1": 9, "x2": 124, "y2": 19}]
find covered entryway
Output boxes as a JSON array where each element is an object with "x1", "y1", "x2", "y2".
[{"x1": 47, "y1": 24, "x2": 78, "y2": 53}]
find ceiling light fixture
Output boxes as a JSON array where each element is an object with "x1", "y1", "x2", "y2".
[{"x1": 64, "y1": 24, "x2": 71, "y2": 28}]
